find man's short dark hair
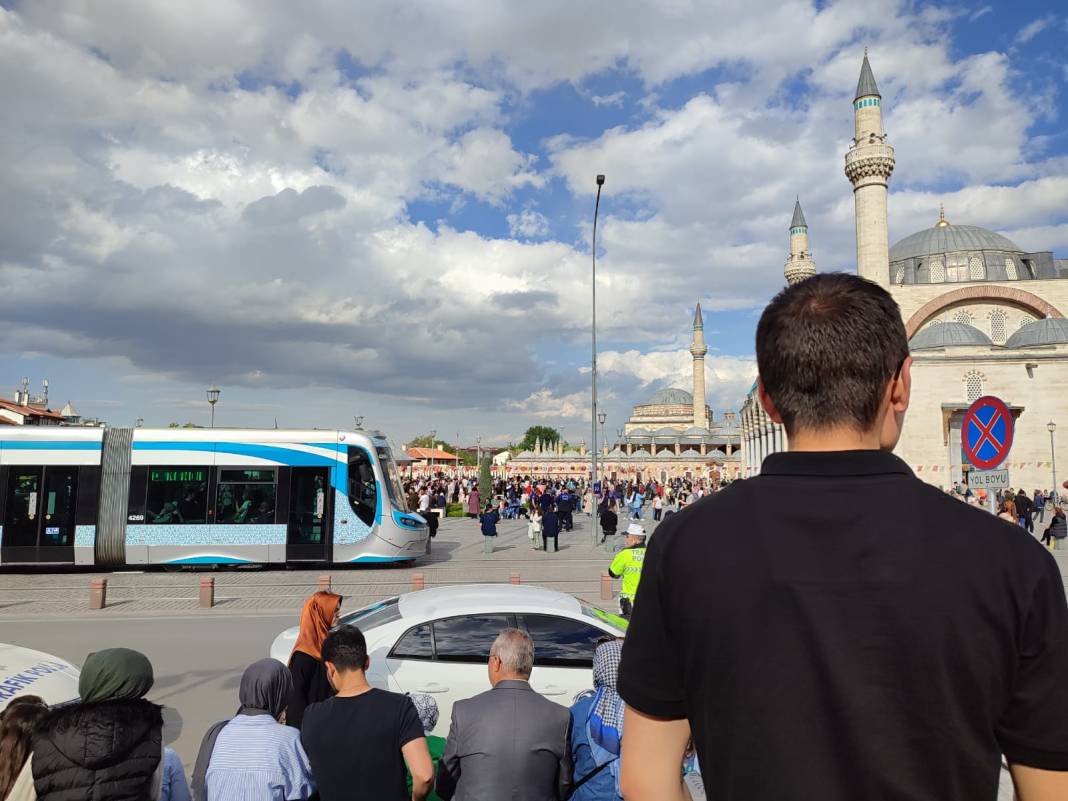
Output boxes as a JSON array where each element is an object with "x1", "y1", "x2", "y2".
[
  {"x1": 321, "y1": 624, "x2": 368, "y2": 671},
  {"x1": 756, "y1": 273, "x2": 909, "y2": 434}
]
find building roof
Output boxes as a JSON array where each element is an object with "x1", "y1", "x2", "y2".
[
  {"x1": 0, "y1": 399, "x2": 66, "y2": 420},
  {"x1": 855, "y1": 52, "x2": 880, "y2": 100},
  {"x1": 693, "y1": 301, "x2": 703, "y2": 329},
  {"x1": 643, "y1": 387, "x2": 693, "y2": 406},
  {"x1": 790, "y1": 198, "x2": 807, "y2": 229},
  {"x1": 405, "y1": 447, "x2": 460, "y2": 461},
  {"x1": 909, "y1": 322, "x2": 992, "y2": 350},
  {"x1": 1005, "y1": 317, "x2": 1068, "y2": 349},
  {"x1": 889, "y1": 222, "x2": 1021, "y2": 263}
]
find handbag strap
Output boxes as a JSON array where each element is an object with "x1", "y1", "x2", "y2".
[{"x1": 566, "y1": 758, "x2": 615, "y2": 799}]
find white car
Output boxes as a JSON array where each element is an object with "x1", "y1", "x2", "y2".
[
  {"x1": 0, "y1": 644, "x2": 81, "y2": 711},
  {"x1": 270, "y1": 584, "x2": 627, "y2": 735}
]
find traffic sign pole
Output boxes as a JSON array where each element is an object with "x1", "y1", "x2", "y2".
[{"x1": 961, "y1": 396, "x2": 1014, "y2": 513}]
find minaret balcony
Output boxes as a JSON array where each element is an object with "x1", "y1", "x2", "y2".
[{"x1": 844, "y1": 143, "x2": 895, "y2": 185}]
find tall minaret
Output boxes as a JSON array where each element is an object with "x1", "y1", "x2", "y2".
[
  {"x1": 844, "y1": 50, "x2": 895, "y2": 287},
  {"x1": 784, "y1": 197, "x2": 817, "y2": 285},
  {"x1": 690, "y1": 302, "x2": 708, "y2": 428}
]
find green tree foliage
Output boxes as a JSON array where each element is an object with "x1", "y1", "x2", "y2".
[
  {"x1": 407, "y1": 434, "x2": 477, "y2": 466},
  {"x1": 518, "y1": 425, "x2": 562, "y2": 452}
]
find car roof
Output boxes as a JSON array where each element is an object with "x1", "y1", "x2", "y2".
[
  {"x1": 0, "y1": 643, "x2": 81, "y2": 710},
  {"x1": 397, "y1": 584, "x2": 584, "y2": 620}
]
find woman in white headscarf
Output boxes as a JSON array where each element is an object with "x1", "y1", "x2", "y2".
[{"x1": 568, "y1": 640, "x2": 624, "y2": 801}]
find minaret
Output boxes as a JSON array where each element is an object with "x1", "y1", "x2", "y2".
[
  {"x1": 844, "y1": 50, "x2": 895, "y2": 287},
  {"x1": 690, "y1": 302, "x2": 708, "y2": 428},
  {"x1": 784, "y1": 197, "x2": 817, "y2": 285}
]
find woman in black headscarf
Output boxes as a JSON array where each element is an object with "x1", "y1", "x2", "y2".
[
  {"x1": 32, "y1": 648, "x2": 165, "y2": 801},
  {"x1": 193, "y1": 659, "x2": 314, "y2": 801}
]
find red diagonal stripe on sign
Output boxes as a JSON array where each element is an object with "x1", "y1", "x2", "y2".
[{"x1": 971, "y1": 410, "x2": 1003, "y2": 453}]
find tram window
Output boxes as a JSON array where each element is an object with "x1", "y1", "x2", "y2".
[
  {"x1": 347, "y1": 448, "x2": 377, "y2": 527},
  {"x1": 145, "y1": 467, "x2": 208, "y2": 524},
  {"x1": 217, "y1": 469, "x2": 277, "y2": 524}
]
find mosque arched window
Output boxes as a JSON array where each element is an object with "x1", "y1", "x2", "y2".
[
  {"x1": 968, "y1": 256, "x2": 985, "y2": 281},
  {"x1": 964, "y1": 370, "x2": 984, "y2": 403},
  {"x1": 929, "y1": 259, "x2": 945, "y2": 283},
  {"x1": 953, "y1": 309, "x2": 974, "y2": 326},
  {"x1": 893, "y1": 264, "x2": 905, "y2": 284},
  {"x1": 988, "y1": 309, "x2": 1007, "y2": 344},
  {"x1": 1004, "y1": 258, "x2": 1018, "y2": 281},
  {"x1": 1018, "y1": 315, "x2": 1035, "y2": 330}
]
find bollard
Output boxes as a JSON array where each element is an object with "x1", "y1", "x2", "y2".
[
  {"x1": 483, "y1": 536, "x2": 494, "y2": 554},
  {"x1": 412, "y1": 573, "x2": 425, "y2": 592},
  {"x1": 89, "y1": 578, "x2": 107, "y2": 610},
  {"x1": 199, "y1": 577, "x2": 215, "y2": 608},
  {"x1": 318, "y1": 575, "x2": 332, "y2": 592},
  {"x1": 600, "y1": 571, "x2": 613, "y2": 601},
  {"x1": 509, "y1": 571, "x2": 521, "y2": 586}
]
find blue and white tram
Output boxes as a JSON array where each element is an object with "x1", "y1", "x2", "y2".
[{"x1": 0, "y1": 427, "x2": 427, "y2": 567}]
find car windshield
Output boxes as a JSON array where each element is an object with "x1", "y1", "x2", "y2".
[
  {"x1": 376, "y1": 445, "x2": 409, "y2": 512},
  {"x1": 581, "y1": 603, "x2": 629, "y2": 633},
  {"x1": 340, "y1": 596, "x2": 402, "y2": 630}
]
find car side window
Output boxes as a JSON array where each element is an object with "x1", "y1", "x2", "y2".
[
  {"x1": 520, "y1": 614, "x2": 607, "y2": 668},
  {"x1": 390, "y1": 623, "x2": 433, "y2": 660},
  {"x1": 432, "y1": 614, "x2": 515, "y2": 663}
]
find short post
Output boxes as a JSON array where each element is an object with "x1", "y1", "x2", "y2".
[
  {"x1": 199, "y1": 577, "x2": 215, "y2": 608},
  {"x1": 89, "y1": 578, "x2": 107, "y2": 610},
  {"x1": 483, "y1": 536, "x2": 494, "y2": 554},
  {"x1": 318, "y1": 575, "x2": 332, "y2": 592},
  {"x1": 509, "y1": 571, "x2": 521, "y2": 585},
  {"x1": 600, "y1": 571, "x2": 613, "y2": 601},
  {"x1": 412, "y1": 573, "x2": 425, "y2": 592}
]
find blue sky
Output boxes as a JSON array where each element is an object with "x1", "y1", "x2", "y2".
[{"x1": 1, "y1": 1, "x2": 1066, "y2": 447}]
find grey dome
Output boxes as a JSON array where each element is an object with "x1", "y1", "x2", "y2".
[
  {"x1": 644, "y1": 387, "x2": 693, "y2": 405},
  {"x1": 1005, "y1": 318, "x2": 1068, "y2": 349},
  {"x1": 890, "y1": 224, "x2": 1021, "y2": 263},
  {"x1": 909, "y1": 322, "x2": 992, "y2": 350}
]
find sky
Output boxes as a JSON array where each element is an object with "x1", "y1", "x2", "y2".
[{"x1": 1, "y1": 0, "x2": 1066, "y2": 449}]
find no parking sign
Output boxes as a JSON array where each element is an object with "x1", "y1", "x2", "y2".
[{"x1": 962, "y1": 395, "x2": 1014, "y2": 471}]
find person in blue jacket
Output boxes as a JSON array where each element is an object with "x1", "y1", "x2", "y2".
[
  {"x1": 568, "y1": 639, "x2": 625, "y2": 801},
  {"x1": 541, "y1": 505, "x2": 561, "y2": 552}
]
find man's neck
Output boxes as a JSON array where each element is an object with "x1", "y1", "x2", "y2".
[
  {"x1": 787, "y1": 426, "x2": 881, "y2": 452},
  {"x1": 332, "y1": 671, "x2": 373, "y2": 697},
  {"x1": 492, "y1": 674, "x2": 528, "y2": 687}
]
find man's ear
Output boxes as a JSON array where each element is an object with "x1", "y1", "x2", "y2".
[
  {"x1": 890, "y1": 356, "x2": 912, "y2": 413},
  {"x1": 757, "y1": 378, "x2": 784, "y2": 425}
]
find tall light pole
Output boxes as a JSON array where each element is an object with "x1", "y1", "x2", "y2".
[
  {"x1": 1048, "y1": 421, "x2": 1058, "y2": 502},
  {"x1": 206, "y1": 385, "x2": 220, "y2": 428},
  {"x1": 598, "y1": 412, "x2": 607, "y2": 455},
  {"x1": 429, "y1": 429, "x2": 436, "y2": 471},
  {"x1": 591, "y1": 174, "x2": 605, "y2": 544}
]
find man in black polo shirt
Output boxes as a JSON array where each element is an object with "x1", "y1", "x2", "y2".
[{"x1": 617, "y1": 273, "x2": 1068, "y2": 800}]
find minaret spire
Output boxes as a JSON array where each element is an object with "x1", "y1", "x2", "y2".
[
  {"x1": 845, "y1": 49, "x2": 895, "y2": 287},
  {"x1": 689, "y1": 301, "x2": 708, "y2": 428},
  {"x1": 784, "y1": 197, "x2": 816, "y2": 285}
]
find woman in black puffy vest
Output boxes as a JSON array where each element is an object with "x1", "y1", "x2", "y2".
[{"x1": 32, "y1": 648, "x2": 164, "y2": 801}]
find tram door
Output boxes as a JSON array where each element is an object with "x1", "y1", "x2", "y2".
[
  {"x1": 1, "y1": 467, "x2": 77, "y2": 563},
  {"x1": 286, "y1": 467, "x2": 331, "y2": 562}
]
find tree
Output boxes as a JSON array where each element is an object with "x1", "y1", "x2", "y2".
[
  {"x1": 478, "y1": 457, "x2": 492, "y2": 503},
  {"x1": 518, "y1": 425, "x2": 561, "y2": 452}
]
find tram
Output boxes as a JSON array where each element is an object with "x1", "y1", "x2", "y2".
[{"x1": 0, "y1": 427, "x2": 427, "y2": 567}]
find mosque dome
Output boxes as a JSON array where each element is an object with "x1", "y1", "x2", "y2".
[
  {"x1": 644, "y1": 387, "x2": 693, "y2": 405},
  {"x1": 890, "y1": 224, "x2": 1021, "y2": 263},
  {"x1": 909, "y1": 322, "x2": 992, "y2": 350},
  {"x1": 1005, "y1": 317, "x2": 1068, "y2": 349}
]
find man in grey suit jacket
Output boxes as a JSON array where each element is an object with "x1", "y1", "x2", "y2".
[{"x1": 436, "y1": 628, "x2": 573, "y2": 801}]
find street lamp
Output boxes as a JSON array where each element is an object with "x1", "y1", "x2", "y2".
[
  {"x1": 206, "y1": 385, "x2": 220, "y2": 428},
  {"x1": 591, "y1": 174, "x2": 605, "y2": 544},
  {"x1": 1048, "y1": 421, "x2": 1058, "y2": 502},
  {"x1": 598, "y1": 412, "x2": 607, "y2": 453}
]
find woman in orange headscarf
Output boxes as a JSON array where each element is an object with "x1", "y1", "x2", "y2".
[{"x1": 286, "y1": 590, "x2": 342, "y2": 728}]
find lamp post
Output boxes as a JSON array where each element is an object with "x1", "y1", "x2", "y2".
[
  {"x1": 206, "y1": 385, "x2": 220, "y2": 428},
  {"x1": 1049, "y1": 421, "x2": 1058, "y2": 502},
  {"x1": 598, "y1": 412, "x2": 607, "y2": 454},
  {"x1": 591, "y1": 174, "x2": 605, "y2": 545},
  {"x1": 477, "y1": 436, "x2": 482, "y2": 470},
  {"x1": 429, "y1": 429, "x2": 436, "y2": 471}
]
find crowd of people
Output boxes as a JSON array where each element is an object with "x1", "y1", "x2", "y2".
[{"x1": 0, "y1": 589, "x2": 694, "y2": 801}]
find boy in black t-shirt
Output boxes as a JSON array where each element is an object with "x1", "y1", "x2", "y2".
[
  {"x1": 618, "y1": 274, "x2": 1068, "y2": 800},
  {"x1": 301, "y1": 625, "x2": 433, "y2": 801}
]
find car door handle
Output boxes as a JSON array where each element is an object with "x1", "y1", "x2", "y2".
[
  {"x1": 534, "y1": 685, "x2": 567, "y2": 696},
  {"x1": 416, "y1": 683, "x2": 450, "y2": 693}
]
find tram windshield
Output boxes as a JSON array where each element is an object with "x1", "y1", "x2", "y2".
[{"x1": 376, "y1": 445, "x2": 409, "y2": 511}]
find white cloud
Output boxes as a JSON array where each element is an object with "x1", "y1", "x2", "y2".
[
  {"x1": 506, "y1": 209, "x2": 550, "y2": 239},
  {"x1": 969, "y1": 6, "x2": 993, "y2": 22},
  {"x1": 590, "y1": 91, "x2": 626, "y2": 107},
  {"x1": 1013, "y1": 15, "x2": 1055, "y2": 45}
]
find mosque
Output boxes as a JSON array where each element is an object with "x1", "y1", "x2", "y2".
[{"x1": 741, "y1": 53, "x2": 1068, "y2": 492}]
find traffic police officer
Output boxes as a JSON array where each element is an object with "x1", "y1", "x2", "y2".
[{"x1": 609, "y1": 523, "x2": 647, "y2": 617}]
